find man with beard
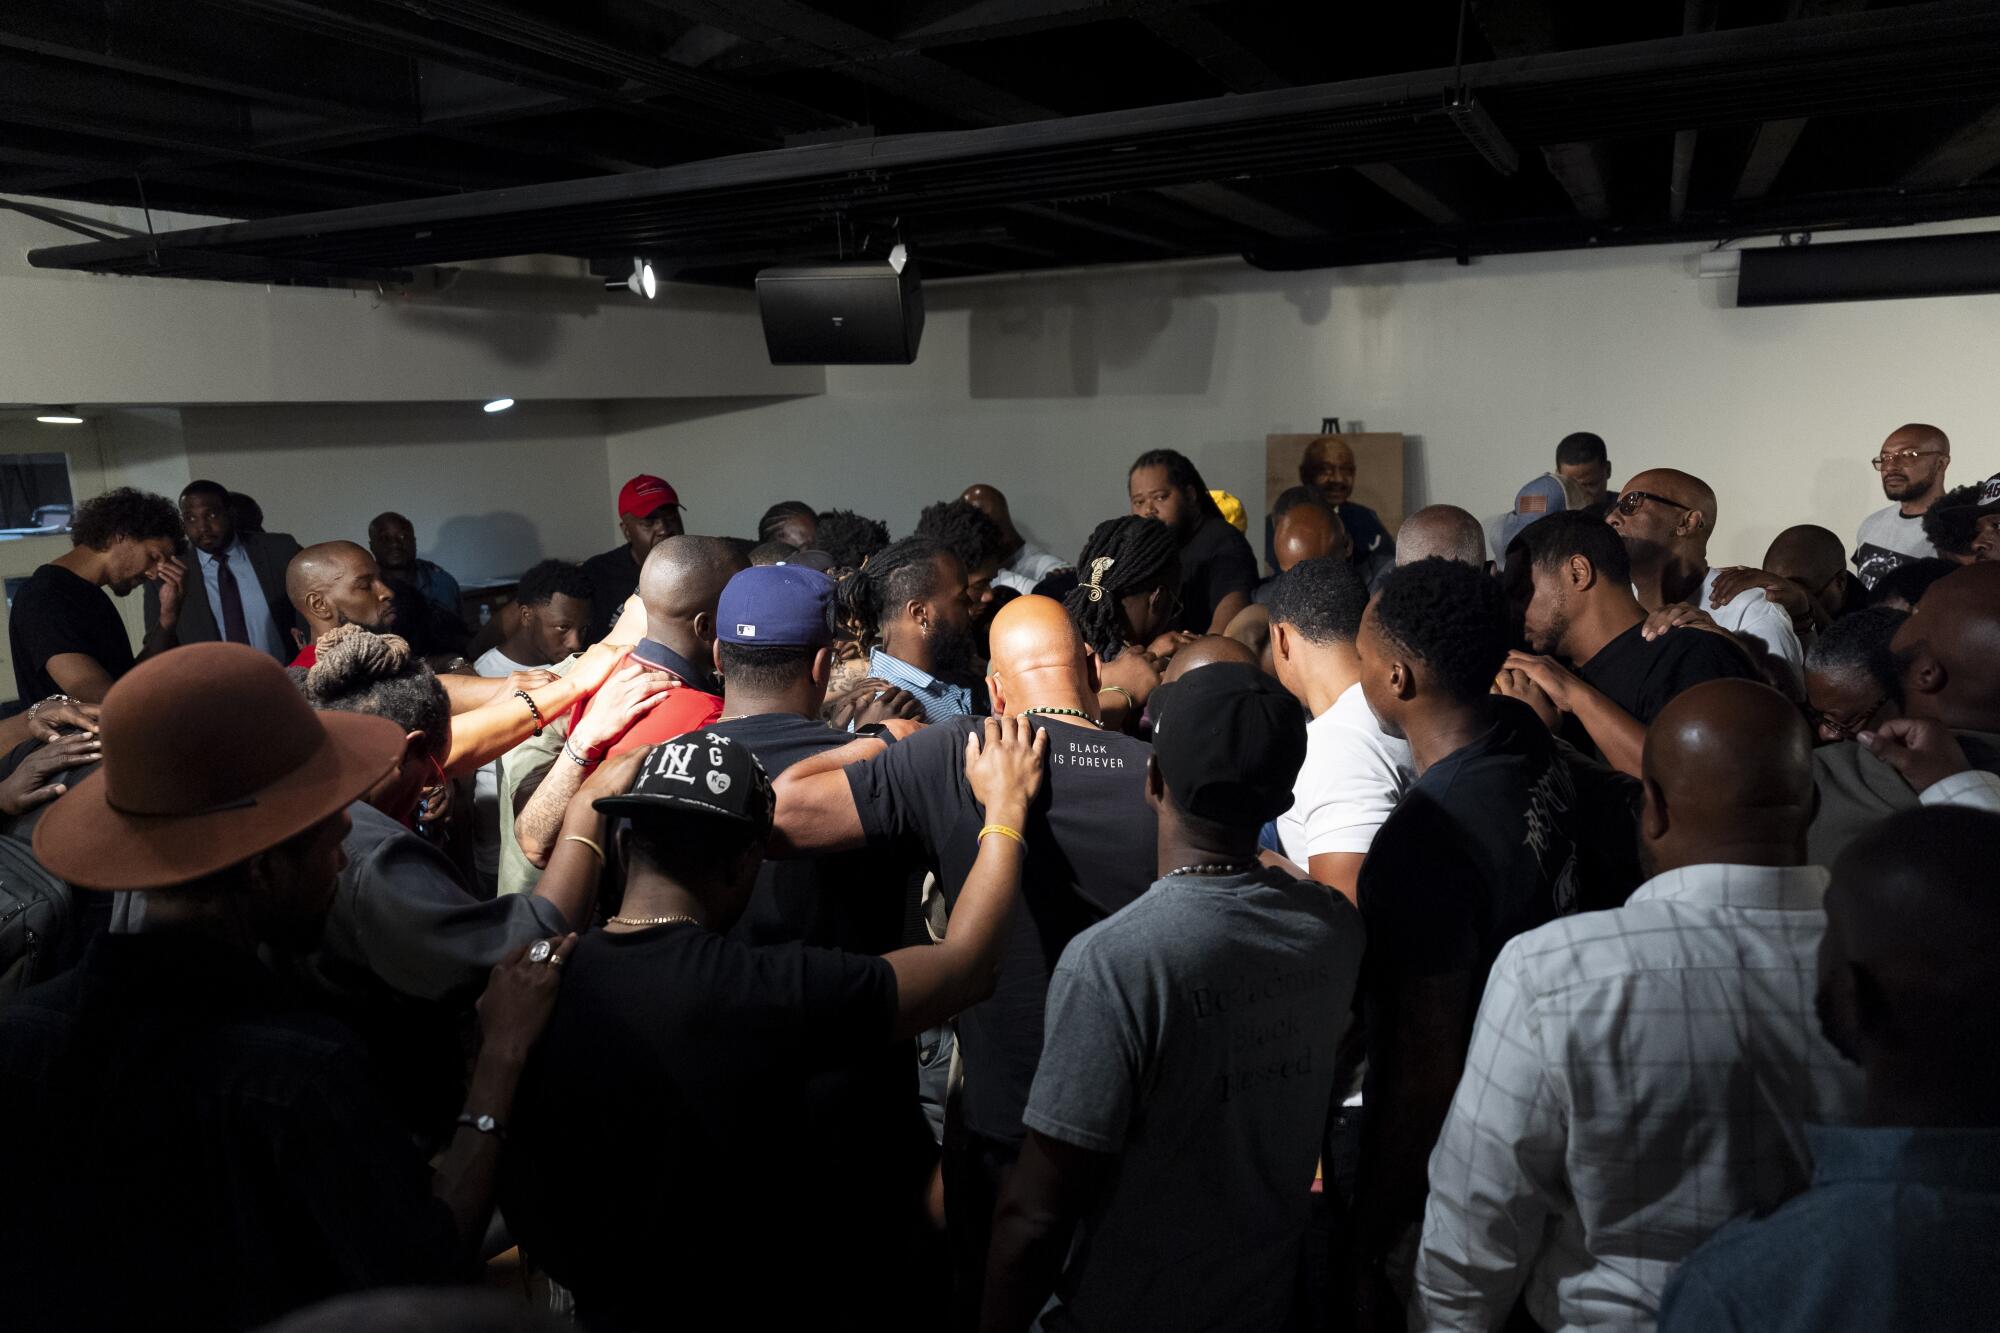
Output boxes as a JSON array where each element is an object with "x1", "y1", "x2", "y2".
[
  {"x1": 581, "y1": 474, "x2": 685, "y2": 643},
  {"x1": 10, "y1": 487, "x2": 185, "y2": 703},
  {"x1": 831, "y1": 535, "x2": 982, "y2": 723},
  {"x1": 1503, "y1": 511, "x2": 1758, "y2": 776},
  {"x1": 1416, "y1": 680, "x2": 1864, "y2": 1331},
  {"x1": 1128, "y1": 448, "x2": 1259, "y2": 635},
  {"x1": 1607, "y1": 468, "x2": 1803, "y2": 682},
  {"x1": 145, "y1": 479, "x2": 300, "y2": 664},
  {"x1": 284, "y1": 542, "x2": 399, "y2": 670},
  {"x1": 1853, "y1": 424, "x2": 1951, "y2": 589},
  {"x1": 1264, "y1": 435, "x2": 1395, "y2": 585}
]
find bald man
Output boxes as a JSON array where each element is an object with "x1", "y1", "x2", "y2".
[
  {"x1": 768, "y1": 595, "x2": 1157, "y2": 1323},
  {"x1": 1265, "y1": 445, "x2": 1394, "y2": 584},
  {"x1": 962, "y1": 483, "x2": 1072, "y2": 595},
  {"x1": 1609, "y1": 467, "x2": 1803, "y2": 679},
  {"x1": 1417, "y1": 679, "x2": 1865, "y2": 1331},
  {"x1": 1707, "y1": 524, "x2": 1854, "y2": 639},
  {"x1": 1159, "y1": 633, "x2": 1256, "y2": 683},
  {"x1": 1397, "y1": 504, "x2": 1489, "y2": 569},
  {"x1": 513, "y1": 536, "x2": 745, "y2": 866},
  {"x1": 285, "y1": 541, "x2": 398, "y2": 668},
  {"x1": 1854, "y1": 423, "x2": 1951, "y2": 589},
  {"x1": 1662, "y1": 806, "x2": 2000, "y2": 1333},
  {"x1": 1808, "y1": 562, "x2": 2000, "y2": 864}
]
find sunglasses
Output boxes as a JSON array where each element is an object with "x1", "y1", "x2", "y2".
[
  {"x1": 1871, "y1": 450, "x2": 1946, "y2": 470},
  {"x1": 1613, "y1": 490, "x2": 1691, "y2": 518}
]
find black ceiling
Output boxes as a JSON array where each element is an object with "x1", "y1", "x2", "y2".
[{"x1": 9, "y1": 0, "x2": 2000, "y2": 286}]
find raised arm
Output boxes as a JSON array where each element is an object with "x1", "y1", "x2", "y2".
[
  {"x1": 767, "y1": 736, "x2": 887, "y2": 857},
  {"x1": 440, "y1": 643, "x2": 626, "y2": 777},
  {"x1": 880, "y1": 717, "x2": 1046, "y2": 1039},
  {"x1": 514, "y1": 661, "x2": 672, "y2": 866}
]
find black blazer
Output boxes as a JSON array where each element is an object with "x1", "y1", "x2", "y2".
[{"x1": 146, "y1": 531, "x2": 303, "y2": 663}]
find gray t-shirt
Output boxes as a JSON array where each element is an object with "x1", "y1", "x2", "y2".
[{"x1": 1023, "y1": 867, "x2": 1365, "y2": 1333}]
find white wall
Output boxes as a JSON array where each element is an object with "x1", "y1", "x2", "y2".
[
  {"x1": 606, "y1": 227, "x2": 2000, "y2": 569},
  {"x1": 180, "y1": 401, "x2": 618, "y2": 583}
]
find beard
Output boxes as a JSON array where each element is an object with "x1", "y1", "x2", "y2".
[
  {"x1": 1880, "y1": 474, "x2": 1928, "y2": 501},
  {"x1": 929, "y1": 620, "x2": 978, "y2": 676}
]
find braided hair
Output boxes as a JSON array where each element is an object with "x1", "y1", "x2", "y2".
[
  {"x1": 1129, "y1": 448, "x2": 1225, "y2": 523},
  {"x1": 1063, "y1": 515, "x2": 1180, "y2": 659},
  {"x1": 834, "y1": 535, "x2": 949, "y2": 652}
]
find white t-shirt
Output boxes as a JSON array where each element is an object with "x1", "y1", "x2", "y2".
[
  {"x1": 1699, "y1": 567, "x2": 1804, "y2": 680},
  {"x1": 471, "y1": 646, "x2": 534, "y2": 883},
  {"x1": 1852, "y1": 502, "x2": 1937, "y2": 588},
  {"x1": 993, "y1": 539, "x2": 1071, "y2": 595},
  {"x1": 1276, "y1": 681, "x2": 1416, "y2": 866}
]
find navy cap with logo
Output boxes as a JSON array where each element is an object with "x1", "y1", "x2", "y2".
[
  {"x1": 716, "y1": 564, "x2": 835, "y2": 648},
  {"x1": 1149, "y1": 662, "x2": 1307, "y2": 826},
  {"x1": 592, "y1": 729, "x2": 774, "y2": 831}
]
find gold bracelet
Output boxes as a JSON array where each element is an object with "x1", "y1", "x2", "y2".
[
  {"x1": 562, "y1": 834, "x2": 605, "y2": 863},
  {"x1": 1098, "y1": 684, "x2": 1136, "y2": 707},
  {"x1": 978, "y1": 823, "x2": 1025, "y2": 847}
]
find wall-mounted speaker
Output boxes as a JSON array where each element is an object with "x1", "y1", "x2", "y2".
[
  {"x1": 756, "y1": 256, "x2": 925, "y2": 364},
  {"x1": 1737, "y1": 231, "x2": 2000, "y2": 307}
]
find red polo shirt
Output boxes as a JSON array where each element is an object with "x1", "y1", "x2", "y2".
[
  {"x1": 290, "y1": 644, "x2": 317, "y2": 669},
  {"x1": 567, "y1": 641, "x2": 723, "y2": 759}
]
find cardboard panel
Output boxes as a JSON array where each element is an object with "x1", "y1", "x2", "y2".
[{"x1": 1265, "y1": 432, "x2": 1406, "y2": 532}]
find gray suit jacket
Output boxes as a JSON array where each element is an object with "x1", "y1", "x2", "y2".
[{"x1": 146, "y1": 531, "x2": 303, "y2": 663}]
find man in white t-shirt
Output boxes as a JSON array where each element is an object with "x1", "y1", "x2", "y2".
[
  {"x1": 962, "y1": 482, "x2": 1072, "y2": 595},
  {"x1": 1853, "y1": 423, "x2": 1951, "y2": 589},
  {"x1": 1266, "y1": 555, "x2": 1415, "y2": 903},
  {"x1": 471, "y1": 560, "x2": 594, "y2": 889},
  {"x1": 1610, "y1": 468, "x2": 1804, "y2": 683}
]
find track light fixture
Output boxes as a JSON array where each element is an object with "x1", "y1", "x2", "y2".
[
  {"x1": 483, "y1": 398, "x2": 515, "y2": 413},
  {"x1": 36, "y1": 410, "x2": 85, "y2": 424},
  {"x1": 604, "y1": 258, "x2": 657, "y2": 299}
]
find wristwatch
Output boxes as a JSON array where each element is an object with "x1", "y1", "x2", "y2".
[
  {"x1": 456, "y1": 1111, "x2": 507, "y2": 1139},
  {"x1": 854, "y1": 722, "x2": 900, "y2": 744}
]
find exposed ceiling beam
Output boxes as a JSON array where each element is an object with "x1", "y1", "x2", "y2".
[
  {"x1": 1351, "y1": 164, "x2": 1463, "y2": 225},
  {"x1": 1668, "y1": 0, "x2": 1719, "y2": 223},
  {"x1": 1475, "y1": 0, "x2": 1610, "y2": 221},
  {"x1": 1730, "y1": 0, "x2": 1868, "y2": 202},
  {"x1": 1900, "y1": 103, "x2": 2000, "y2": 188}
]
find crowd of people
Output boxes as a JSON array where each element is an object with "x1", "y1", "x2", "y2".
[{"x1": 1, "y1": 423, "x2": 1997, "y2": 1333}]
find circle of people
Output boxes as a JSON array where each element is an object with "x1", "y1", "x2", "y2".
[{"x1": 2, "y1": 424, "x2": 1998, "y2": 1333}]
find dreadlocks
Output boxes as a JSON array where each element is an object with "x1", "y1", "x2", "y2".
[
  {"x1": 834, "y1": 535, "x2": 949, "y2": 651},
  {"x1": 1129, "y1": 448, "x2": 1224, "y2": 523},
  {"x1": 915, "y1": 499, "x2": 1003, "y2": 574},
  {"x1": 1063, "y1": 515, "x2": 1180, "y2": 660}
]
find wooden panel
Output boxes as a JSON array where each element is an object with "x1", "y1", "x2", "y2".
[{"x1": 1265, "y1": 432, "x2": 1406, "y2": 535}]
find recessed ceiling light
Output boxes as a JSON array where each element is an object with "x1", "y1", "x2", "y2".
[
  {"x1": 36, "y1": 413, "x2": 85, "y2": 425},
  {"x1": 483, "y1": 398, "x2": 515, "y2": 413}
]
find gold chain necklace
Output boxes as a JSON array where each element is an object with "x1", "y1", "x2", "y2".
[{"x1": 606, "y1": 914, "x2": 702, "y2": 928}]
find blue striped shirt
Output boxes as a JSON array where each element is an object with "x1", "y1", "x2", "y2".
[{"x1": 867, "y1": 647, "x2": 976, "y2": 724}]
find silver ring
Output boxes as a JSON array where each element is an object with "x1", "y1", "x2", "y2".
[{"x1": 527, "y1": 940, "x2": 553, "y2": 965}]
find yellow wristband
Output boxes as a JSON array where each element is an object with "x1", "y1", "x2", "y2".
[
  {"x1": 562, "y1": 834, "x2": 606, "y2": 863},
  {"x1": 978, "y1": 823, "x2": 1025, "y2": 847}
]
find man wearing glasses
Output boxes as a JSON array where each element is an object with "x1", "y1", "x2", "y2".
[
  {"x1": 1608, "y1": 469, "x2": 1804, "y2": 682},
  {"x1": 1854, "y1": 424, "x2": 1951, "y2": 589}
]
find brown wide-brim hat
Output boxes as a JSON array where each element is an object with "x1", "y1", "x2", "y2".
[{"x1": 33, "y1": 642, "x2": 405, "y2": 891}]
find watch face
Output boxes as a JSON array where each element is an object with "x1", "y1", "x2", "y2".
[{"x1": 474, "y1": 1114, "x2": 495, "y2": 1132}]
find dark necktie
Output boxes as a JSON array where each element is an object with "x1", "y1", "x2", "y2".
[{"x1": 215, "y1": 549, "x2": 250, "y2": 645}]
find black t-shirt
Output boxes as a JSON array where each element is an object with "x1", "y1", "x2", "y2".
[
  {"x1": 579, "y1": 544, "x2": 640, "y2": 644},
  {"x1": 846, "y1": 714, "x2": 1157, "y2": 1144},
  {"x1": 8, "y1": 564, "x2": 133, "y2": 703},
  {"x1": 1576, "y1": 619, "x2": 1760, "y2": 731},
  {"x1": 1358, "y1": 699, "x2": 1640, "y2": 1010},
  {"x1": 1176, "y1": 514, "x2": 1259, "y2": 632},
  {"x1": 502, "y1": 925, "x2": 896, "y2": 1330}
]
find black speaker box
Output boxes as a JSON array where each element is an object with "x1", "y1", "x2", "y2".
[{"x1": 756, "y1": 259, "x2": 925, "y2": 364}]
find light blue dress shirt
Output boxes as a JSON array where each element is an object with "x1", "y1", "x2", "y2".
[
  {"x1": 1660, "y1": 1123, "x2": 2000, "y2": 1333},
  {"x1": 867, "y1": 647, "x2": 976, "y2": 724},
  {"x1": 198, "y1": 539, "x2": 287, "y2": 663}
]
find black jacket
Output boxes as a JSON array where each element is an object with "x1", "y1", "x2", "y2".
[{"x1": 145, "y1": 531, "x2": 303, "y2": 663}]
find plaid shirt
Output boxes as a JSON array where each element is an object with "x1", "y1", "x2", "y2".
[
  {"x1": 1415, "y1": 862, "x2": 1865, "y2": 1332},
  {"x1": 866, "y1": 647, "x2": 975, "y2": 724}
]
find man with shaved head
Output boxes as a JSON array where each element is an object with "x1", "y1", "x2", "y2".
[
  {"x1": 1609, "y1": 466, "x2": 1803, "y2": 679},
  {"x1": 285, "y1": 540, "x2": 398, "y2": 669},
  {"x1": 1707, "y1": 524, "x2": 1857, "y2": 640},
  {"x1": 1266, "y1": 442, "x2": 1393, "y2": 586},
  {"x1": 1661, "y1": 805, "x2": 2000, "y2": 1333},
  {"x1": 1808, "y1": 562, "x2": 2000, "y2": 864},
  {"x1": 962, "y1": 483, "x2": 1072, "y2": 595},
  {"x1": 1397, "y1": 504, "x2": 1490, "y2": 570},
  {"x1": 1417, "y1": 679, "x2": 1865, "y2": 1330},
  {"x1": 1853, "y1": 423, "x2": 1951, "y2": 589},
  {"x1": 1159, "y1": 633, "x2": 1257, "y2": 682},
  {"x1": 768, "y1": 594, "x2": 1156, "y2": 1322},
  {"x1": 513, "y1": 535, "x2": 745, "y2": 866}
]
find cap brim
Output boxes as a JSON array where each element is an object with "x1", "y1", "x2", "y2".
[
  {"x1": 623, "y1": 501, "x2": 683, "y2": 519},
  {"x1": 32, "y1": 711, "x2": 406, "y2": 891}
]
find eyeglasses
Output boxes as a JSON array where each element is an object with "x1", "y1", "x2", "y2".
[
  {"x1": 1871, "y1": 450, "x2": 1946, "y2": 470},
  {"x1": 1613, "y1": 490, "x2": 1691, "y2": 518},
  {"x1": 1809, "y1": 695, "x2": 1886, "y2": 742}
]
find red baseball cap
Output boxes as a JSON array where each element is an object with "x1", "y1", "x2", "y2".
[{"x1": 618, "y1": 474, "x2": 682, "y2": 518}]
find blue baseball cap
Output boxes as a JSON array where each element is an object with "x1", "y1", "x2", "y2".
[
  {"x1": 1499, "y1": 472, "x2": 1586, "y2": 555},
  {"x1": 717, "y1": 565, "x2": 834, "y2": 647}
]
